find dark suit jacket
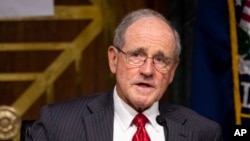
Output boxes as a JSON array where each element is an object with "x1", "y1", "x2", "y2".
[{"x1": 28, "y1": 91, "x2": 223, "y2": 141}]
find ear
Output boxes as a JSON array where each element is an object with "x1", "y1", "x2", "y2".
[
  {"x1": 168, "y1": 59, "x2": 180, "y2": 84},
  {"x1": 108, "y1": 46, "x2": 118, "y2": 74}
]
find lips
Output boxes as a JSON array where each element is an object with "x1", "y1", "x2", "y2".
[{"x1": 136, "y1": 82, "x2": 154, "y2": 88}]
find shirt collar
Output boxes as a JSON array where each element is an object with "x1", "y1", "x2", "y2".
[{"x1": 113, "y1": 86, "x2": 161, "y2": 131}]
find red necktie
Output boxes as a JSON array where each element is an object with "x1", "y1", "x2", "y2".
[{"x1": 132, "y1": 114, "x2": 151, "y2": 141}]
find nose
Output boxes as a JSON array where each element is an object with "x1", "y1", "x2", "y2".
[{"x1": 139, "y1": 58, "x2": 154, "y2": 76}]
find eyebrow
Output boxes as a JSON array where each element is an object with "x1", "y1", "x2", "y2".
[
  {"x1": 130, "y1": 47, "x2": 145, "y2": 53},
  {"x1": 129, "y1": 47, "x2": 168, "y2": 57},
  {"x1": 155, "y1": 51, "x2": 166, "y2": 57}
]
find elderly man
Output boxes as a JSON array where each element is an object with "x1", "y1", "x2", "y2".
[{"x1": 28, "y1": 9, "x2": 223, "y2": 141}]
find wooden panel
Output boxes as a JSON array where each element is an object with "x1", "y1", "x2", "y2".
[
  {"x1": 0, "y1": 20, "x2": 90, "y2": 42},
  {"x1": 0, "y1": 1, "x2": 106, "y2": 140}
]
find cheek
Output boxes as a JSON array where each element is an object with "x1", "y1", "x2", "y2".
[
  {"x1": 158, "y1": 73, "x2": 169, "y2": 84},
  {"x1": 156, "y1": 73, "x2": 172, "y2": 93},
  {"x1": 116, "y1": 57, "x2": 138, "y2": 78},
  {"x1": 116, "y1": 62, "x2": 131, "y2": 84},
  {"x1": 116, "y1": 65, "x2": 136, "y2": 84},
  {"x1": 162, "y1": 69, "x2": 175, "y2": 84}
]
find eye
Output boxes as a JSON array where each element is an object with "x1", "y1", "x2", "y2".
[
  {"x1": 164, "y1": 58, "x2": 173, "y2": 65},
  {"x1": 130, "y1": 51, "x2": 145, "y2": 58},
  {"x1": 154, "y1": 56, "x2": 166, "y2": 63}
]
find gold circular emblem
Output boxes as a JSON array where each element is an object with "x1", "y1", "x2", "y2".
[{"x1": 0, "y1": 106, "x2": 21, "y2": 140}]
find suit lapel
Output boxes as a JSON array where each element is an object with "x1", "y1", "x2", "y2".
[
  {"x1": 159, "y1": 102, "x2": 192, "y2": 141},
  {"x1": 165, "y1": 118, "x2": 192, "y2": 141},
  {"x1": 83, "y1": 92, "x2": 114, "y2": 141},
  {"x1": 81, "y1": 93, "x2": 193, "y2": 141}
]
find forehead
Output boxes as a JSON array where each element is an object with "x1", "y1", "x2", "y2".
[{"x1": 124, "y1": 17, "x2": 175, "y2": 54}]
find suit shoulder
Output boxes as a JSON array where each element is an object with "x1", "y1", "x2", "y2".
[
  {"x1": 161, "y1": 103, "x2": 221, "y2": 132},
  {"x1": 167, "y1": 104, "x2": 223, "y2": 140},
  {"x1": 177, "y1": 105, "x2": 219, "y2": 126},
  {"x1": 44, "y1": 92, "x2": 107, "y2": 114}
]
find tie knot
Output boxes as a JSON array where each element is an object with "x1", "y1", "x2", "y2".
[{"x1": 133, "y1": 114, "x2": 148, "y2": 127}]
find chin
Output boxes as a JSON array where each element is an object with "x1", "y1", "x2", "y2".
[{"x1": 134, "y1": 101, "x2": 152, "y2": 111}]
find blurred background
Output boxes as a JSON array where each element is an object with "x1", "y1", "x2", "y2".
[{"x1": 0, "y1": 0, "x2": 249, "y2": 140}]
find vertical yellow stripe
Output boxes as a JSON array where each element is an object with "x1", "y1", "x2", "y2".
[{"x1": 227, "y1": 0, "x2": 241, "y2": 125}]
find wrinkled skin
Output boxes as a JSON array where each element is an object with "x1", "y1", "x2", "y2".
[{"x1": 108, "y1": 17, "x2": 179, "y2": 112}]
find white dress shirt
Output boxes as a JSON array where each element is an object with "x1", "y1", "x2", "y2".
[{"x1": 113, "y1": 87, "x2": 165, "y2": 141}]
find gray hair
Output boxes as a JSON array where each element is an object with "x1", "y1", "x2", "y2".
[{"x1": 113, "y1": 9, "x2": 181, "y2": 59}]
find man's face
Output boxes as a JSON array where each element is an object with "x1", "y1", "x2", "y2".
[{"x1": 108, "y1": 17, "x2": 179, "y2": 111}]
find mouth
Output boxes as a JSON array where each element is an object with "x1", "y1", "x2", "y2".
[{"x1": 136, "y1": 82, "x2": 153, "y2": 88}]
